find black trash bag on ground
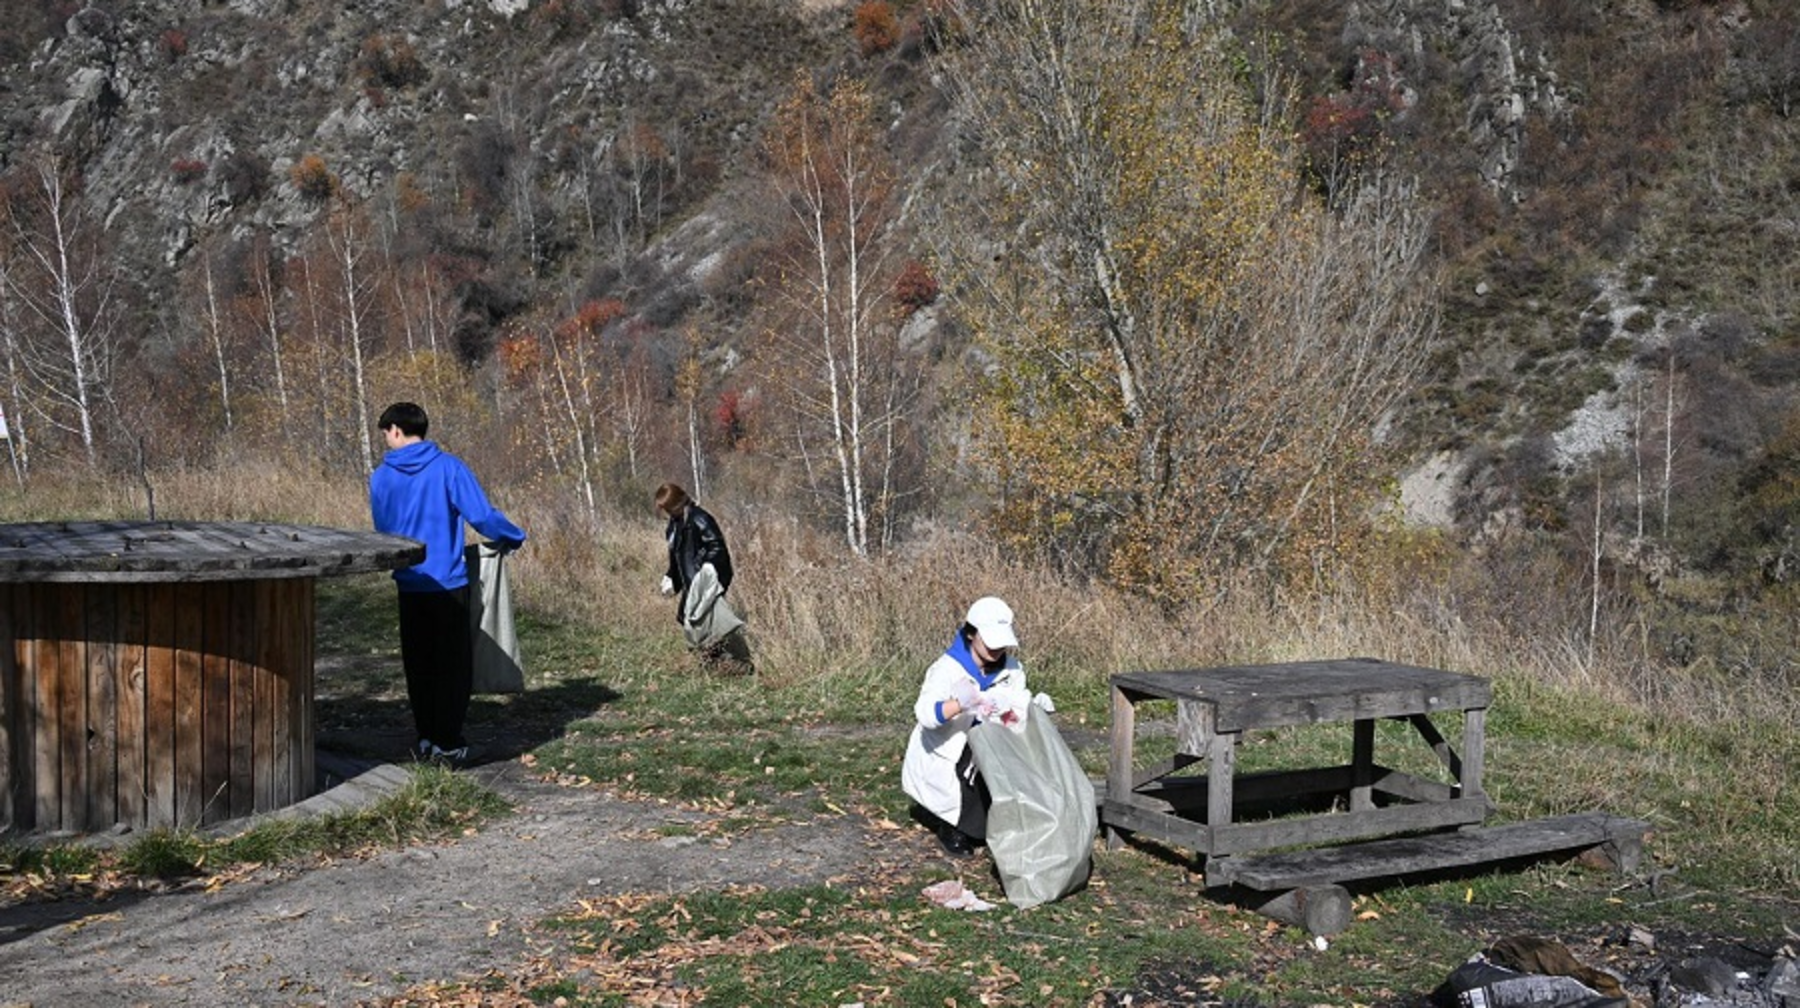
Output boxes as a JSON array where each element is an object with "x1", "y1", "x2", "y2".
[{"x1": 1430, "y1": 954, "x2": 1628, "y2": 1008}]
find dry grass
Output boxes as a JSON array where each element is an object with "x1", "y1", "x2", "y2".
[
  {"x1": 7, "y1": 464, "x2": 1792, "y2": 730},
  {"x1": 5, "y1": 464, "x2": 1795, "y2": 734}
]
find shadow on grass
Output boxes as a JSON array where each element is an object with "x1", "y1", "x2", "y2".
[{"x1": 315, "y1": 674, "x2": 622, "y2": 771}]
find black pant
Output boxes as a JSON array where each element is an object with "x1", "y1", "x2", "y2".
[
  {"x1": 397, "y1": 586, "x2": 473, "y2": 748},
  {"x1": 954, "y1": 746, "x2": 991, "y2": 840}
]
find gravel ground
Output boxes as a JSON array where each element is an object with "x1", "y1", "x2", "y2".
[{"x1": 0, "y1": 756, "x2": 897, "y2": 1007}]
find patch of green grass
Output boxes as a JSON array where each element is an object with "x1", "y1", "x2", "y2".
[
  {"x1": 73, "y1": 765, "x2": 511, "y2": 883},
  {"x1": 117, "y1": 830, "x2": 210, "y2": 878},
  {"x1": 0, "y1": 842, "x2": 101, "y2": 877},
  {"x1": 1483, "y1": 677, "x2": 1800, "y2": 891},
  {"x1": 530, "y1": 852, "x2": 1261, "y2": 1007},
  {"x1": 317, "y1": 574, "x2": 401, "y2": 657},
  {"x1": 535, "y1": 717, "x2": 908, "y2": 823}
]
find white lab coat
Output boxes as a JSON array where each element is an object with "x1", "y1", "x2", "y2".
[{"x1": 901, "y1": 649, "x2": 1030, "y2": 826}]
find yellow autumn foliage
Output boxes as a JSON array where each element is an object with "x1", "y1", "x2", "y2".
[{"x1": 935, "y1": 0, "x2": 1438, "y2": 598}]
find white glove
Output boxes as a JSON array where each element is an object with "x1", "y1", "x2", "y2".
[
  {"x1": 659, "y1": 575, "x2": 675, "y2": 596},
  {"x1": 950, "y1": 679, "x2": 979, "y2": 712},
  {"x1": 950, "y1": 680, "x2": 996, "y2": 718}
]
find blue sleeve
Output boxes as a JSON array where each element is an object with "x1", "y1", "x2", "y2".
[{"x1": 449, "y1": 459, "x2": 527, "y2": 548}]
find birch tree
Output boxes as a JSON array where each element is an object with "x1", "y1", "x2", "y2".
[
  {"x1": 760, "y1": 73, "x2": 921, "y2": 556},
  {"x1": 0, "y1": 250, "x2": 30, "y2": 482},
  {"x1": 612, "y1": 344, "x2": 655, "y2": 483},
  {"x1": 0, "y1": 153, "x2": 121, "y2": 467},
  {"x1": 321, "y1": 199, "x2": 385, "y2": 473},
  {"x1": 677, "y1": 323, "x2": 707, "y2": 501},
  {"x1": 932, "y1": 0, "x2": 1439, "y2": 594},
  {"x1": 191, "y1": 249, "x2": 234, "y2": 431},
  {"x1": 239, "y1": 233, "x2": 292, "y2": 429},
  {"x1": 288, "y1": 197, "x2": 388, "y2": 471},
  {"x1": 544, "y1": 298, "x2": 623, "y2": 519}
]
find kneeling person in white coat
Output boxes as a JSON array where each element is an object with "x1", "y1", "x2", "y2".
[{"x1": 902, "y1": 597, "x2": 1032, "y2": 857}]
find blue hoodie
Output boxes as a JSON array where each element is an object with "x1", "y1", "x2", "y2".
[{"x1": 369, "y1": 440, "x2": 527, "y2": 592}]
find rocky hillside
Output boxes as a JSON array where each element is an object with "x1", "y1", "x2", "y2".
[
  {"x1": 2, "y1": 0, "x2": 850, "y2": 353},
  {"x1": 3, "y1": 0, "x2": 1798, "y2": 609}
]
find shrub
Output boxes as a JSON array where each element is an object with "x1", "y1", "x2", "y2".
[
  {"x1": 853, "y1": 1, "x2": 899, "y2": 57},
  {"x1": 219, "y1": 149, "x2": 271, "y2": 204},
  {"x1": 159, "y1": 28, "x2": 187, "y2": 60},
  {"x1": 1731, "y1": 9, "x2": 1800, "y2": 117},
  {"x1": 714, "y1": 389, "x2": 751, "y2": 448},
  {"x1": 892, "y1": 259, "x2": 939, "y2": 316},
  {"x1": 170, "y1": 157, "x2": 207, "y2": 185},
  {"x1": 356, "y1": 34, "x2": 428, "y2": 90},
  {"x1": 290, "y1": 154, "x2": 335, "y2": 201},
  {"x1": 575, "y1": 297, "x2": 626, "y2": 333},
  {"x1": 457, "y1": 122, "x2": 513, "y2": 212}
]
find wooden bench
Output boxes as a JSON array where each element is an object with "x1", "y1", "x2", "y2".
[{"x1": 1220, "y1": 812, "x2": 1652, "y2": 935}]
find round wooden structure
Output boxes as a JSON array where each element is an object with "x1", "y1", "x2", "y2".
[{"x1": 0, "y1": 521, "x2": 422, "y2": 835}]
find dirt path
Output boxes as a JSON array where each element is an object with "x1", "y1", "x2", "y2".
[{"x1": 0, "y1": 759, "x2": 904, "y2": 1007}]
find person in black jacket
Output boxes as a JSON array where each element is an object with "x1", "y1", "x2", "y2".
[{"x1": 655, "y1": 482, "x2": 750, "y2": 669}]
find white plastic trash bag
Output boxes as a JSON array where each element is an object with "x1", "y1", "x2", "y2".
[
  {"x1": 681, "y1": 562, "x2": 745, "y2": 650},
  {"x1": 466, "y1": 541, "x2": 524, "y2": 694},
  {"x1": 967, "y1": 709, "x2": 1097, "y2": 909}
]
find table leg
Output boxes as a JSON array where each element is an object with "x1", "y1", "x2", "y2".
[
  {"x1": 1206, "y1": 728, "x2": 1235, "y2": 828},
  {"x1": 1105, "y1": 683, "x2": 1137, "y2": 849},
  {"x1": 1461, "y1": 706, "x2": 1487, "y2": 804},
  {"x1": 1199, "y1": 727, "x2": 1236, "y2": 884},
  {"x1": 1351, "y1": 718, "x2": 1375, "y2": 811}
]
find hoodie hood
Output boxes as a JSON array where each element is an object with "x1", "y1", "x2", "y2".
[
  {"x1": 944, "y1": 631, "x2": 1005, "y2": 690},
  {"x1": 382, "y1": 439, "x2": 443, "y2": 475}
]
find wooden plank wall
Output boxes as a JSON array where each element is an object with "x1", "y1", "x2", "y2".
[{"x1": 0, "y1": 579, "x2": 315, "y2": 834}]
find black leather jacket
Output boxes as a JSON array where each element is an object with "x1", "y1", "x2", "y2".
[{"x1": 665, "y1": 503, "x2": 733, "y2": 594}]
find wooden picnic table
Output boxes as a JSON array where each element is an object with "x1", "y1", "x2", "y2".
[
  {"x1": 1103, "y1": 657, "x2": 1494, "y2": 889},
  {"x1": 0, "y1": 520, "x2": 422, "y2": 834}
]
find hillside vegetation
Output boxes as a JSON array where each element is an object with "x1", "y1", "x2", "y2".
[{"x1": 1, "y1": 1, "x2": 1798, "y2": 715}]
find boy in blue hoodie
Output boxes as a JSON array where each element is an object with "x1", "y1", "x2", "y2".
[{"x1": 370, "y1": 402, "x2": 527, "y2": 762}]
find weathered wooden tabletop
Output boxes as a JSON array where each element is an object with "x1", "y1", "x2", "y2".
[
  {"x1": 1110, "y1": 657, "x2": 1492, "y2": 732},
  {"x1": 0, "y1": 520, "x2": 423, "y2": 582}
]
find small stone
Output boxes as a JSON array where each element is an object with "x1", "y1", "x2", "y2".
[
  {"x1": 1764, "y1": 957, "x2": 1800, "y2": 998},
  {"x1": 1670, "y1": 956, "x2": 1739, "y2": 998}
]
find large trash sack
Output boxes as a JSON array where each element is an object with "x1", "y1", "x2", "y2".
[
  {"x1": 681, "y1": 563, "x2": 745, "y2": 650},
  {"x1": 967, "y1": 710, "x2": 1097, "y2": 909},
  {"x1": 467, "y1": 541, "x2": 524, "y2": 694}
]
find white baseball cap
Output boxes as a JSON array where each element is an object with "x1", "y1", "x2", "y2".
[{"x1": 965, "y1": 596, "x2": 1018, "y2": 650}]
